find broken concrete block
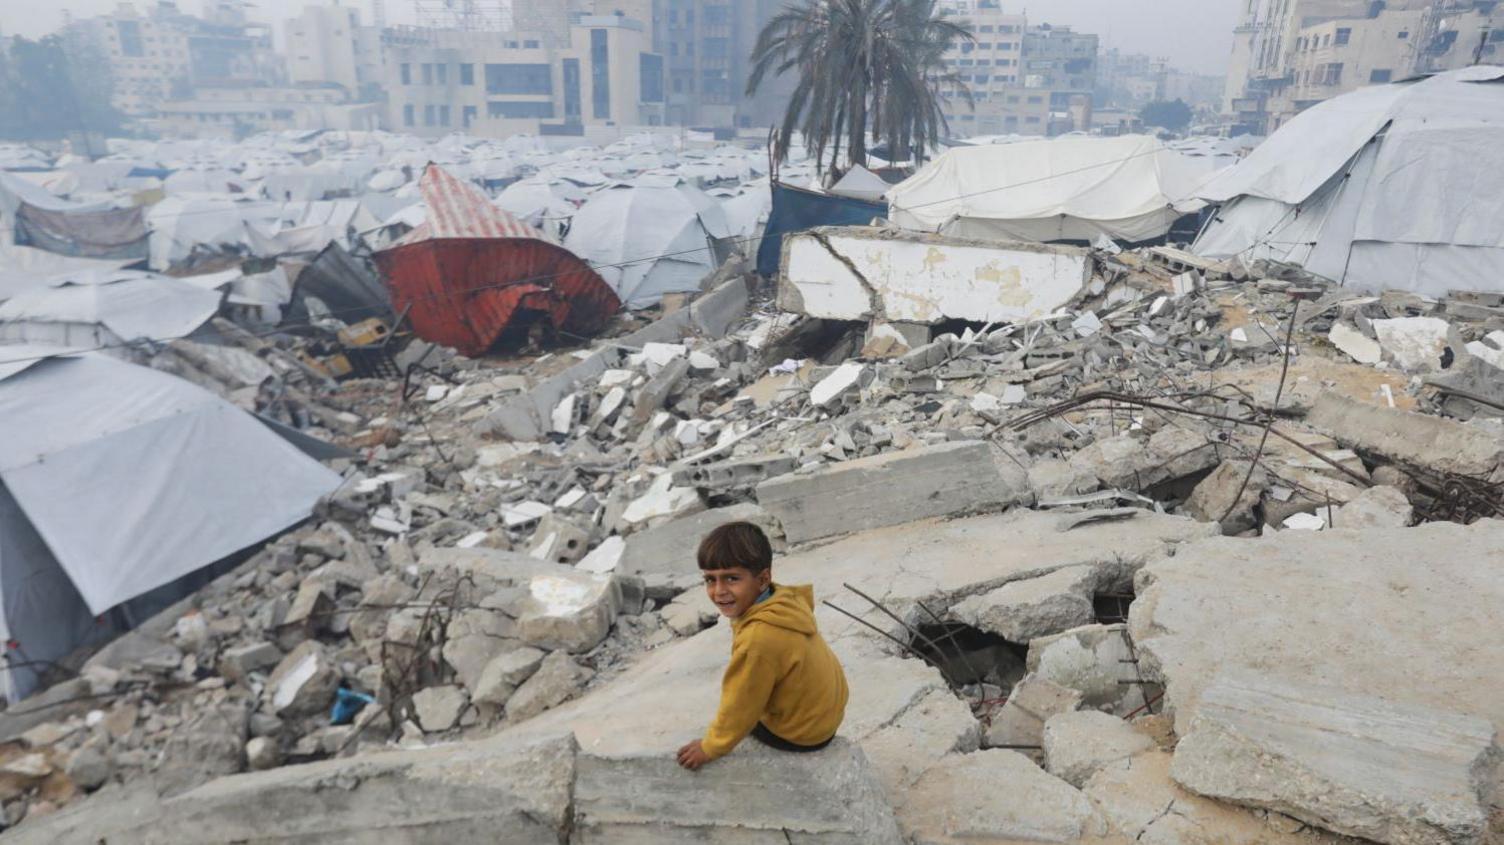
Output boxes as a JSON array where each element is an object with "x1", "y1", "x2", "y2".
[
  {"x1": 861, "y1": 322, "x2": 914, "y2": 359},
  {"x1": 218, "y1": 642, "x2": 282, "y2": 683},
  {"x1": 472, "y1": 646, "x2": 547, "y2": 708},
  {"x1": 266, "y1": 641, "x2": 340, "y2": 718},
  {"x1": 412, "y1": 686, "x2": 469, "y2": 733},
  {"x1": 661, "y1": 592, "x2": 715, "y2": 636},
  {"x1": 620, "y1": 476, "x2": 703, "y2": 527},
  {"x1": 900, "y1": 339, "x2": 952, "y2": 371},
  {"x1": 859, "y1": 686, "x2": 981, "y2": 794},
  {"x1": 618, "y1": 503, "x2": 776, "y2": 579},
  {"x1": 1305, "y1": 392, "x2": 1504, "y2": 479},
  {"x1": 64, "y1": 747, "x2": 111, "y2": 791},
  {"x1": 575, "y1": 535, "x2": 625, "y2": 574},
  {"x1": 1183, "y1": 460, "x2": 1267, "y2": 535},
  {"x1": 550, "y1": 392, "x2": 577, "y2": 434},
  {"x1": 1170, "y1": 671, "x2": 1497, "y2": 845},
  {"x1": 899, "y1": 750, "x2": 1107, "y2": 844},
  {"x1": 572, "y1": 739, "x2": 904, "y2": 843},
  {"x1": 1085, "y1": 748, "x2": 1351, "y2": 845},
  {"x1": 1373, "y1": 316, "x2": 1455, "y2": 372},
  {"x1": 515, "y1": 571, "x2": 620, "y2": 653},
  {"x1": 670, "y1": 454, "x2": 798, "y2": 492},
  {"x1": 950, "y1": 567, "x2": 1096, "y2": 642},
  {"x1": 1027, "y1": 624, "x2": 1139, "y2": 713},
  {"x1": 244, "y1": 736, "x2": 281, "y2": 771},
  {"x1": 629, "y1": 357, "x2": 690, "y2": 424},
  {"x1": 1334, "y1": 484, "x2": 1413, "y2": 529},
  {"x1": 1043, "y1": 710, "x2": 1153, "y2": 787},
  {"x1": 757, "y1": 441, "x2": 1026, "y2": 545},
  {"x1": 1027, "y1": 458, "x2": 1099, "y2": 500},
  {"x1": 506, "y1": 651, "x2": 594, "y2": 721},
  {"x1": 155, "y1": 702, "x2": 249, "y2": 798},
  {"x1": 983, "y1": 673, "x2": 1082, "y2": 749},
  {"x1": 526, "y1": 513, "x2": 591, "y2": 565},
  {"x1": 1329, "y1": 322, "x2": 1382, "y2": 365},
  {"x1": 810, "y1": 361, "x2": 867, "y2": 407}
]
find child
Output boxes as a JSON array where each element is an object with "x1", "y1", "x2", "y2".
[{"x1": 676, "y1": 521, "x2": 848, "y2": 770}]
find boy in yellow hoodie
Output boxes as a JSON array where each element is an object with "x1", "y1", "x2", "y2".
[{"x1": 676, "y1": 522, "x2": 848, "y2": 770}]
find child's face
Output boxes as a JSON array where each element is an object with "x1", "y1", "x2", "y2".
[{"x1": 701, "y1": 566, "x2": 771, "y2": 619}]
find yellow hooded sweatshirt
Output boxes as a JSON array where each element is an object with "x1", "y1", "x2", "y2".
[{"x1": 701, "y1": 583, "x2": 848, "y2": 759}]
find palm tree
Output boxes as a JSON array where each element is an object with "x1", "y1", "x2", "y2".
[{"x1": 746, "y1": 0, "x2": 973, "y2": 176}]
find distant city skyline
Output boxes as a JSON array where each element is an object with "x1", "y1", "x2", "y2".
[{"x1": 0, "y1": 0, "x2": 1237, "y2": 76}]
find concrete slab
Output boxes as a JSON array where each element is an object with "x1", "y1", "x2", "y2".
[
  {"x1": 1130, "y1": 521, "x2": 1504, "y2": 814},
  {"x1": 1304, "y1": 393, "x2": 1504, "y2": 479},
  {"x1": 779, "y1": 227, "x2": 1091, "y2": 325},
  {"x1": 618, "y1": 503, "x2": 779, "y2": 580},
  {"x1": 755, "y1": 441, "x2": 1030, "y2": 545},
  {"x1": 898, "y1": 750, "x2": 1109, "y2": 844},
  {"x1": 1170, "y1": 671, "x2": 1497, "y2": 845}
]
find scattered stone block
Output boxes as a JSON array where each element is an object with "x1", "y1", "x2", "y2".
[
  {"x1": 506, "y1": 652, "x2": 594, "y2": 721},
  {"x1": 1042, "y1": 710, "x2": 1153, "y2": 787},
  {"x1": 1334, "y1": 484, "x2": 1413, "y2": 528},
  {"x1": 219, "y1": 642, "x2": 281, "y2": 684},
  {"x1": 412, "y1": 686, "x2": 469, "y2": 733},
  {"x1": 757, "y1": 441, "x2": 1027, "y2": 545},
  {"x1": 64, "y1": 748, "x2": 111, "y2": 791},
  {"x1": 1184, "y1": 460, "x2": 1268, "y2": 535},
  {"x1": 900, "y1": 750, "x2": 1107, "y2": 844},
  {"x1": 983, "y1": 673, "x2": 1082, "y2": 749},
  {"x1": 1170, "y1": 671, "x2": 1497, "y2": 845},
  {"x1": 951, "y1": 567, "x2": 1096, "y2": 642},
  {"x1": 266, "y1": 641, "x2": 340, "y2": 718},
  {"x1": 244, "y1": 737, "x2": 281, "y2": 771},
  {"x1": 515, "y1": 571, "x2": 621, "y2": 653},
  {"x1": 472, "y1": 647, "x2": 547, "y2": 708}
]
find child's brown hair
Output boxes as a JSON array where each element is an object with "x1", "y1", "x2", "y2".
[{"x1": 696, "y1": 521, "x2": 773, "y2": 573}]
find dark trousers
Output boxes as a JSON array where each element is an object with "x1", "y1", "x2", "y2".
[{"x1": 750, "y1": 722, "x2": 833, "y2": 753}]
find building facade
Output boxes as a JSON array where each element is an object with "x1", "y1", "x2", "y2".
[
  {"x1": 382, "y1": 14, "x2": 666, "y2": 139},
  {"x1": 1222, "y1": 0, "x2": 1502, "y2": 134},
  {"x1": 153, "y1": 84, "x2": 383, "y2": 140},
  {"x1": 937, "y1": 1, "x2": 1098, "y2": 138},
  {"x1": 64, "y1": 0, "x2": 279, "y2": 118},
  {"x1": 284, "y1": 4, "x2": 383, "y2": 101}
]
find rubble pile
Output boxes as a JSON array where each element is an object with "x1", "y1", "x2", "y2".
[{"x1": 5, "y1": 235, "x2": 1504, "y2": 842}]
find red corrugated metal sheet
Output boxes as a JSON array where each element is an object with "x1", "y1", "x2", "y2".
[
  {"x1": 375, "y1": 166, "x2": 620, "y2": 356},
  {"x1": 392, "y1": 164, "x2": 554, "y2": 246}
]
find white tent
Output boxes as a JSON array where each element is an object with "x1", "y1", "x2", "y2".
[
  {"x1": 1193, "y1": 66, "x2": 1504, "y2": 297},
  {"x1": 0, "y1": 246, "x2": 132, "y2": 304},
  {"x1": 887, "y1": 135, "x2": 1208, "y2": 243},
  {"x1": 0, "y1": 348, "x2": 342, "y2": 700},
  {"x1": 563, "y1": 176, "x2": 731, "y2": 309},
  {"x1": 0, "y1": 269, "x2": 222, "y2": 348},
  {"x1": 828, "y1": 164, "x2": 892, "y2": 203}
]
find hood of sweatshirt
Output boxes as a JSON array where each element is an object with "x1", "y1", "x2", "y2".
[{"x1": 733, "y1": 582, "x2": 817, "y2": 635}]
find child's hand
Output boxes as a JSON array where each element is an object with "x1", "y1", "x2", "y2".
[{"x1": 676, "y1": 739, "x2": 711, "y2": 770}]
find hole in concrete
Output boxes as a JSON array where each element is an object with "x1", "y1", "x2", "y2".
[
  {"x1": 907, "y1": 623, "x2": 1027, "y2": 696},
  {"x1": 1093, "y1": 590, "x2": 1136, "y2": 625}
]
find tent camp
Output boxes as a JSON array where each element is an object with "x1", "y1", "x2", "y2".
[
  {"x1": 0, "y1": 269, "x2": 223, "y2": 348},
  {"x1": 886, "y1": 135, "x2": 1209, "y2": 243},
  {"x1": 1192, "y1": 66, "x2": 1504, "y2": 298},
  {"x1": 375, "y1": 165, "x2": 619, "y2": 355},
  {"x1": 564, "y1": 175, "x2": 732, "y2": 309},
  {"x1": 0, "y1": 172, "x2": 149, "y2": 261},
  {"x1": 0, "y1": 348, "x2": 343, "y2": 700}
]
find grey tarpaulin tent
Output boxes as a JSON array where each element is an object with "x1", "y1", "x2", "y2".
[
  {"x1": 283, "y1": 241, "x2": 393, "y2": 327},
  {"x1": 0, "y1": 347, "x2": 343, "y2": 701}
]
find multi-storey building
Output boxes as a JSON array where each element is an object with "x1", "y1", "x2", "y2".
[
  {"x1": 383, "y1": 14, "x2": 666, "y2": 139},
  {"x1": 937, "y1": 1, "x2": 1097, "y2": 138},
  {"x1": 64, "y1": 0, "x2": 279, "y2": 118},
  {"x1": 154, "y1": 84, "x2": 384, "y2": 140},
  {"x1": 284, "y1": 3, "x2": 384, "y2": 101},
  {"x1": 1223, "y1": 0, "x2": 1501, "y2": 134}
]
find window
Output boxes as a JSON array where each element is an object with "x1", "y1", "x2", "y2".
[
  {"x1": 1335, "y1": 28, "x2": 1351, "y2": 45},
  {"x1": 1007, "y1": 95, "x2": 1020, "y2": 103},
  {"x1": 403, "y1": 104, "x2": 415, "y2": 126},
  {"x1": 523, "y1": 40, "x2": 540, "y2": 49},
  {"x1": 485, "y1": 63, "x2": 553, "y2": 95},
  {"x1": 980, "y1": 25, "x2": 993, "y2": 32},
  {"x1": 1369, "y1": 68, "x2": 1392, "y2": 83},
  {"x1": 1320, "y1": 62, "x2": 1344, "y2": 85},
  {"x1": 999, "y1": 42, "x2": 1014, "y2": 50},
  {"x1": 1398, "y1": 30, "x2": 1409, "y2": 39},
  {"x1": 1027, "y1": 95, "x2": 1043, "y2": 104},
  {"x1": 961, "y1": 42, "x2": 974, "y2": 53},
  {"x1": 980, "y1": 43, "x2": 992, "y2": 49},
  {"x1": 561, "y1": 58, "x2": 582, "y2": 120},
  {"x1": 424, "y1": 104, "x2": 436, "y2": 125},
  {"x1": 1025, "y1": 116, "x2": 1040, "y2": 124},
  {"x1": 422, "y1": 63, "x2": 433, "y2": 84},
  {"x1": 640, "y1": 53, "x2": 664, "y2": 103},
  {"x1": 591, "y1": 29, "x2": 611, "y2": 119},
  {"x1": 1322, "y1": 34, "x2": 1330, "y2": 47},
  {"x1": 436, "y1": 63, "x2": 448, "y2": 85},
  {"x1": 463, "y1": 105, "x2": 477, "y2": 127},
  {"x1": 439, "y1": 105, "x2": 451, "y2": 126},
  {"x1": 460, "y1": 63, "x2": 474, "y2": 85},
  {"x1": 487, "y1": 101, "x2": 555, "y2": 119}
]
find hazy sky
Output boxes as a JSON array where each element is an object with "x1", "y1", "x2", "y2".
[{"x1": 0, "y1": 0, "x2": 1241, "y2": 75}]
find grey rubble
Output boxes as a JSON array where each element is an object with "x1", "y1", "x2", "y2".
[{"x1": 10, "y1": 245, "x2": 1504, "y2": 844}]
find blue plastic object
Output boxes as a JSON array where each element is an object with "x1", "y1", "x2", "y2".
[{"x1": 330, "y1": 687, "x2": 377, "y2": 725}]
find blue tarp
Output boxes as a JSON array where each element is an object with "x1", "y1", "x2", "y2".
[
  {"x1": 127, "y1": 166, "x2": 173, "y2": 180},
  {"x1": 755, "y1": 181, "x2": 885, "y2": 277}
]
